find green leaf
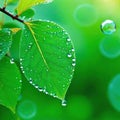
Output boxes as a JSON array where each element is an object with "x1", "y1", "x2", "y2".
[
  {"x1": 20, "y1": 8, "x2": 35, "y2": 20},
  {"x1": 0, "y1": 29, "x2": 12, "y2": 60},
  {"x1": 3, "y1": 23, "x2": 21, "y2": 61},
  {"x1": 16, "y1": 0, "x2": 53, "y2": 15},
  {"x1": 9, "y1": 30, "x2": 21, "y2": 62},
  {"x1": 0, "y1": 56, "x2": 22, "y2": 112},
  {"x1": 20, "y1": 20, "x2": 75, "y2": 100},
  {"x1": 0, "y1": 105, "x2": 16, "y2": 120},
  {"x1": 7, "y1": 0, "x2": 18, "y2": 4}
]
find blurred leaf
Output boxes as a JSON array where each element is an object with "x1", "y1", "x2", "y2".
[
  {"x1": 20, "y1": 8, "x2": 35, "y2": 20},
  {"x1": 19, "y1": 20, "x2": 75, "y2": 100},
  {"x1": 16, "y1": 0, "x2": 53, "y2": 15},
  {"x1": 0, "y1": 105, "x2": 16, "y2": 120},
  {"x1": 3, "y1": 22, "x2": 20, "y2": 28},
  {"x1": 0, "y1": 57, "x2": 22, "y2": 112},
  {"x1": 0, "y1": 29, "x2": 12, "y2": 60},
  {"x1": 3, "y1": 23, "x2": 21, "y2": 61},
  {"x1": 7, "y1": 0, "x2": 18, "y2": 4},
  {"x1": 3, "y1": 0, "x2": 18, "y2": 6}
]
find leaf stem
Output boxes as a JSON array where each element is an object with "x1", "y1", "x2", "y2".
[{"x1": 0, "y1": 7, "x2": 24, "y2": 23}]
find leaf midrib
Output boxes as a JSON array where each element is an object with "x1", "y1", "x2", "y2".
[{"x1": 25, "y1": 22, "x2": 49, "y2": 70}]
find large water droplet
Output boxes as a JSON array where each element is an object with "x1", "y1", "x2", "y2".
[
  {"x1": 17, "y1": 100, "x2": 37, "y2": 119},
  {"x1": 101, "y1": 20, "x2": 116, "y2": 35},
  {"x1": 62, "y1": 100, "x2": 67, "y2": 106}
]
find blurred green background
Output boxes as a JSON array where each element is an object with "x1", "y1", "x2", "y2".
[{"x1": 1, "y1": 0, "x2": 120, "y2": 120}]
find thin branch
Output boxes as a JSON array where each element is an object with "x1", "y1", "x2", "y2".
[{"x1": 0, "y1": 7, "x2": 24, "y2": 23}]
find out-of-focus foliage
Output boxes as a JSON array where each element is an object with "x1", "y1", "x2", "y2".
[{"x1": 0, "y1": 0, "x2": 120, "y2": 120}]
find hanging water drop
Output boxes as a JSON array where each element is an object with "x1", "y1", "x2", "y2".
[
  {"x1": 72, "y1": 63, "x2": 76, "y2": 67},
  {"x1": 101, "y1": 20, "x2": 116, "y2": 35},
  {"x1": 10, "y1": 58, "x2": 15, "y2": 64},
  {"x1": 62, "y1": 99, "x2": 67, "y2": 106},
  {"x1": 29, "y1": 78, "x2": 32, "y2": 84},
  {"x1": 38, "y1": 88, "x2": 43, "y2": 92},
  {"x1": 35, "y1": 85, "x2": 39, "y2": 89}
]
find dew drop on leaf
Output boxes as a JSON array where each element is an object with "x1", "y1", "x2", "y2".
[
  {"x1": 10, "y1": 58, "x2": 15, "y2": 64},
  {"x1": 35, "y1": 85, "x2": 39, "y2": 89},
  {"x1": 38, "y1": 88, "x2": 43, "y2": 92},
  {"x1": 72, "y1": 58, "x2": 76, "y2": 62},
  {"x1": 68, "y1": 54, "x2": 72, "y2": 58},
  {"x1": 62, "y1": 99, "x2": 67, "y2": 106},
  {"x1": 101, "y1": 20, "x2": 116, "y2": 35},
  {"x1": 67, "y1": 38, "x2": 71, "y2": 42},
  {"x1": 72, "y1": 63, "x2": 76, "y2": 67}
]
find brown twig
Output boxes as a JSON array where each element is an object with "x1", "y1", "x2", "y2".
[{"x1": 0, "y1": 7, "x2": 24, "y2": 23}]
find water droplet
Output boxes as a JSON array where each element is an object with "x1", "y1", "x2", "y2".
[
  {"x1": 20, "y1": 66, "x2": 23, "y2": 69},
  {"x1": 29, "y1": 78, "x2": 32, "y2": 83},
  {"x1": 67, "y1": 38, "x2": 71, "y2": 42},
  {"x1": 72, "y1": 48, "x2": 75, "y2": 52},
  {"x1": 20, "y1": 80, "x2": 22, "y2": 83},
  {"x1": 45, "y1": 91, "x2": 48, "y2": 94},
  {"x1": 10, "y1": 58, "x2": 15, "y2": 64},
  {"x1": 62, "y1": 99, "x2": 67, "y2": 106},
  {"x1": 68, "y1": 54, "x2": 72, "y2": 58},
  {"x1": 20, "y1": 58, "x2": 22, "y2": 61},
  {"x1": 32, "y1": 83, "x2": 35, "y2": 86},
  {"x1": 101, "y1": 20, "x2": 116, "y2": 35},
  {"x1": 72, "y1": 58, "x2": 76, "y2": 62},
  {"x1": 38, "y1": 88, "x2": 43, "y2": 92},
  {"x1": 72, "y1": 63, "x2": 76, "y2": 66},
  {"x1": 35, "y1": 85, "x2": 39, "y2": 89}
]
